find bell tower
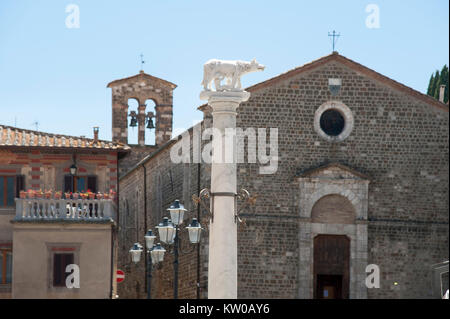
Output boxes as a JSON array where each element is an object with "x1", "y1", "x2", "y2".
[
  {"x1": 107, "y1": 71, "x2": 176, "y2": 176},
  {"x1": 107, "y1": 70, "x2": 176, "y2": 147}
]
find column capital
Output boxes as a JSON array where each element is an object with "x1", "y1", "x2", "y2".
[{"x1": 200, "y1": 90, "x2": 250, "y2": 106}]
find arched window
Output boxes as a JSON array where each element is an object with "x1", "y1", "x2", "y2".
[
  {"x1": 144, "y1": 99, "x2": 156, "y2": 145},
  {"x1": 127, "y1": 98, "x2": 139, "y2": 145}
]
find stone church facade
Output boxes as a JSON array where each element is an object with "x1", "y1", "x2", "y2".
[{"x1": 116, "y1": 52, "x2": 449, "y2": 299}]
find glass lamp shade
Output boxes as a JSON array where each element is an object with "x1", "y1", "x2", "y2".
[
  {"x1": 69, "y1": 164, "x2": 77, "y2": 176},
  {"x1": 129, "y1": 243, "x2": 143, "y2": 263},
  {"x1": 186, "y1": 218, "x2": 202, "y2": 244},
  {"x1": 167, "y1": 199, "x2": 187, "y2": 225},
  {"x1": 150, "y1": 243, "x2": 166, "y2": 265},
  {"x1": 156, "y1": 217, "x2": 176, "y2": 244},
  {"x1": 144, "y1": 230, "x2": 156, "y2": 249}
]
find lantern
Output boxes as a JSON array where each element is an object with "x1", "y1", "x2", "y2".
[
  {"x1": 150, "y1": 243, "x2": 166, "y2": 265},
  {"x1": 156, "y1": 217, "x2": 176, "y2": 244},
  {"x1": 167, "y1": 199, "x2": 187, "y2": 226},
  {"x1": 186, "y1": 218, "x2": 202, "y2": 244},
  {"x1": 129, "y1": 243, "x2": 143, "y2": 263}
]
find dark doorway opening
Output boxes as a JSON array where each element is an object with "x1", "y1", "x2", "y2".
[
  {"x1": 316, "y1": 274, "x2": 343, "y2": 299},
  {"x1": 313, "y1": 235, "x2": 350, "y2": 299}
]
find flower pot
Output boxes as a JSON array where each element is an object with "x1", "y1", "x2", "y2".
[
  {"x1": 20, "y1": 192, "x2": 27, "y2": 199},
  {"x1": 96, "y1": 193, "x2": 103, "y2": 200},
  {"x1": 27, "y1": 192, "x2": 35, "y2": 199},
  {"x1": 65, "y1": 193, "x2": 71, "y2": 199},
  {"x1": 72, "y1": 193, "x2": 79, "y2": 200},
  {"x1": 88, "y1": 193, "x2": 95, "y2": 200},
  {"x1": 54, "y1": 193, "x2": 62, "y2": 199}
]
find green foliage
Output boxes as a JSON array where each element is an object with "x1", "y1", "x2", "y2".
[{"x1": 427, "y1": 65, "x2": 449, "y2": 103}]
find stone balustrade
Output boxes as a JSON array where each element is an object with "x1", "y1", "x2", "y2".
[{"x1": 14, "y1": 198, "x2": 116, "y2": 222}]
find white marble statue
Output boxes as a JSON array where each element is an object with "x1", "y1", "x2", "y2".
[{"x1": 201, "y1": 58, "x2": 265, "y2": 91}]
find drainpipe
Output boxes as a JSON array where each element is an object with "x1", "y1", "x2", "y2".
[
  {"x1": 143, "y1": 164, "x2": 148, "y2": 298},
  {"x1": 110, "y1": 153, "x2": 119, "y2": 299},
  {"x1": 196, "y1": 161, "x2": 201, "y2": 299}
]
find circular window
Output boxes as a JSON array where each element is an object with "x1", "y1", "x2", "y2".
[
  {"x1": 314, "y1": 101, "x2": 354, "y2": 142},
  {"x1": 319, "y1": 109, "x2": 345, "y2": 136}
]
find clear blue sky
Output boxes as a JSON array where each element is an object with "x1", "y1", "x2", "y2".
[{"x1": 0, "y1": 0, "x2": 448, "y2": 143}]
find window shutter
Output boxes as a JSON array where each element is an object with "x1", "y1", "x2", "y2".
[
  {"x1": 53, "y1": 253, "x2": 74, "y2": 287},
  {"x1": 16, "y1": 175, "x2": 25, "y2": 198},
  {"x1": 64, "y1": 175, "x2": 73, "y2": 193},
  {"x1": 53, "y1": 254, "x2": 62, "y2": 286},
  {"x1": 87, "y1": 176, "x2": 97, "y2": 193}
]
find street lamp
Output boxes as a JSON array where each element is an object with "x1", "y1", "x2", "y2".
[
  {"x1": 70, "y1": 154, "x2": 78, "y2": 176},
  {"x1": 129, "y1": 231, "x2": 165, "y2": 299},
  {"x1": 156, "y1": 217, "x2": 176, "y2": 244},
  {"x1": 186, "y1": 218, "x2": 202, "y2": 244},
  {"x1": 129, "y1": 243, "x2": 143, "y2": 263},
  {"x1": 129, "y1": 199, "x2": 203, "y2": 299},
  {"x1": 129, "y1": 189, "x2": 256, "y2": 299},
  {"x1": 155, "y1": 199, "x2": 203, "y2": 299},
  {"x1": 167, "y1": 199, "x2": 187, "y2": 226}
]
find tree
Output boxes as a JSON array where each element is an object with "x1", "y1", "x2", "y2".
[
  {"x1": 427, "y1": 65, "x2": 449, "y2": 103},
  {"x1": 438, "y1": 65, "x2": 449, "y2": 103},
  {"x1": 427, "y1": 73, "x2": 435, "y2": 96}
]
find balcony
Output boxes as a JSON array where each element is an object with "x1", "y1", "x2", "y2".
[{"x1": 14, "y1": 198, "x2": 116, "y2": 222}]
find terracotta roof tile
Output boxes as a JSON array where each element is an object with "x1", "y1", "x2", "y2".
[{"x1": 0, "y1": 124, "x2": 130, "y2": 151}]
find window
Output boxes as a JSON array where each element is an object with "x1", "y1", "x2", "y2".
[
  {"x1": 314, "y1": 101, "x2": 354, "y2": 142},
  {"x1": 53, "y1": 253, "x2": 74, "y2": 287},
  {"x1": 0, "y1": 175, "x2": 24, "y2": 207},
  {"x1": 64, "y1": 175, "x2": 97, "y2": 193},
  {"x1": 320, "y1": 109, "x2": 345, "y2": 136},
  {"x1": 0, "y1": 249, "x2": 12, "y2": 284}
]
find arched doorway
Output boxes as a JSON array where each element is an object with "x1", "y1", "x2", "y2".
[
  {"x1": 297, "y1": 163, "x2": 370, "y2": 299},
  {"x1": 313, "y1": 234, "x2": 350, "y2": 299},
  {"x1": 311, "y1": 194, "x2": 354, "y2": 299}
]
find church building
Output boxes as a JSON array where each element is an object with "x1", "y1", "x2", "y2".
[{"x1": 115, "y1": 52, "x2": 448, "y2": 299}]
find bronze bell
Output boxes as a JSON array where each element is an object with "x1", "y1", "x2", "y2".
[
  {"x1": 129, "y1": 111, "x2": 138, "y2": 127},
  {"x1": 146, "y1": 118, "x2": 155, "y2": 129},
  {"x1": 146, "y1": 112, "x2": 155, "y2": 129}
]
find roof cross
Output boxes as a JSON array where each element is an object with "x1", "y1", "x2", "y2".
[
  {"x1": 328, "y1": 30, "x2": 340, "y2": 52},
  {"x1": 140, "y1": 54, "x2": 145, "y2": 71}
]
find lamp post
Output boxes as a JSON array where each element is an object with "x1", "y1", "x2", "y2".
[
  {"x1": 156, "y1": 200, "x2": 202, "y2": 299},
  {"x1": 129, "y1": 199, "x2": 203, "y2": 299},
  {"x1": 70, "y1": 154, "x2": 77, "y2": 176},
  {"x1": 129, "y1": 231, "x2": 166, "y2": 299}
]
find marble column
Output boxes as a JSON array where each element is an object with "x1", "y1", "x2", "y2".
[{"x1": 200, "y1": 90, "x2": 250, "y2": 299}]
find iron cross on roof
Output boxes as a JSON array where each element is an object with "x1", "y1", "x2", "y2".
[
  {"x1": 140, "y1": 53, "x2": 145, "y2": 71},
  {"x1": 328, "y1": 30, "x2": 341, "y2": 52}
]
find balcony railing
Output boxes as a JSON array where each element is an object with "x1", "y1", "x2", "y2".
[{"x1": 14, "y1": 198, "x2": 116, "y2": 222}]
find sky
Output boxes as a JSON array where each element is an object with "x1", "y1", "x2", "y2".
[{"x1": 0, "y1": 0, "x2": 448, "y2": 143}]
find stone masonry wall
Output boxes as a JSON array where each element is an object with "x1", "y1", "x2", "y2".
[
  {"x1": 118, "y1": 58, "x2": 448, "y2": 298},
  {"x1": 117, "y1": 123, "x2": 211, "y2": 299},
  {"x1": 234, "y1": 60, "x2": 448, "y2": 298}
]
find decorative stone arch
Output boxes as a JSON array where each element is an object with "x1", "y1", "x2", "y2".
[
  {"x1": 311, "y1": 194, "x2": 356, "y2": 224},
  {"x1": 305, "y1": 185, "x2": 365, "y2": 220},
  {"x1": 297, "y1": 163, "x2": 369, "y2": 299}
]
